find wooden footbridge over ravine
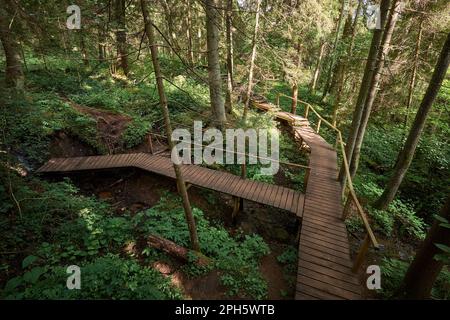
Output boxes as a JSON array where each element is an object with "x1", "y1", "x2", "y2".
[{"x1": 37, "y1": 95, "x2": 380, "y2": 300}]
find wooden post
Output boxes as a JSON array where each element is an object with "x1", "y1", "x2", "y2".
[
  {"x1": 147, "y1": 133, "x2": 154, "y2": 154},
  {"x1": 231, "y1": 196, "x2": 240, "y2": 224},
  {"x1": 276, "y1": 93, "x2": 280, "y2": 108},
  {"x1": 352, "y1": 234, "x2": 370, "y2": 273},
  {"x1": 316, "y1": 119, "x2": 322, "y2": 133},
  {"x1": 342, "y1": 195, "x2": 352, "y2": 220},
  {"x1": 304, "y1": 104, "x2": 310, "y2": 119},
  {"x1": 304, "y1": 167, "x2": 310, "y2": 189}
]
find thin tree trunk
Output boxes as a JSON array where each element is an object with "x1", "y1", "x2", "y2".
[
  {"x1": 310, "y1": 41, "x2": 325, "y2": 93},
  {"x1": 79, "y1": 30, "x2": 89, "y2": 66},
  {"x1": 400, "y1": 194, "x2": 450, "y2": 299},
  {"x1": 205, "y1": 0, "x2": 227, "y2": 127},
  {"x1": 141, "y1": 0, "x2": 200, "y2": 252},
  {"x1": 331, "y1": 11, "x2": 354, "y2": 126},
  {"x1": 338, "y1": 0, "x2": 391, "y2": 185},
  {"x1": 374, "y1": 32, "x2": 450, "y2": 210},
  {"x1": 404, "y1": 18, "x2": 423, "y2": 129},
  {"x1": 291, "y1": 39, "x2": 301, "y2": 114},
  {"x1": 349, "y1": 0, "x2": 362, "y2": 56},
  {"x1": 321, "y1": 0, "x2": 346, "y2": 100},
  {"x1": 0, "y1": 4, "x2": 24, "y2": 89},
  {"x1": 186, "y1": 0, "x2": 195, "y2": 64},
  {"x1": 161, "y1": 0, "x2": 179, "y2": 53},
  {"x1": 114, "y1": 0, "x2": 129, "y2": 75},
  {"x1": 225, "y1": 0, "x2": 234, "y2": 114},
  {"x1": 349, "y1": 0, "x2": 401, "y2": 178},
  {"x1": 243, "y1": 0, "x2": 262, "y2": 120}
]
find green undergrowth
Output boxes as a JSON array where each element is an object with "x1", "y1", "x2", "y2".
[
  {"x1": 0, "y1": 167, "x2": 271, "y2": 299},
  {"x1": 133, "y1": 193, "x2": 271, "y2": 299},
  {"x1": 379, "y1": 258, "x2": 450, "y2": 300}
]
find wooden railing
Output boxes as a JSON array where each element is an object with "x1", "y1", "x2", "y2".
[{"x1": 275, "y1": 93, "x2": 380, "y2": 272}]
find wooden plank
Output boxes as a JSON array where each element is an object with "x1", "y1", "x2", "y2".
[
  {"x1": 302, "y1": 220, "x2": 349, "y2": 237},
  {"x1": 298, "y1": 266, "x2": 360, "y2": 294},
  {"x1": 299, "y1": 251, "x2": 355, "y2": 276},
  {"x1": 297, "y1": 272, "x2": 360, "y2": 300},
  {"x1": 300, "y1": 229, "x2": 350, "y2": 251},
  {"x1": 298, "y1": 259, "x2": 359, "y2": 285},
  {"x1": 300, "y1": 239, "x2": 352, "y2": 261},
  {"x1": 299, "y1": 245, "x2": 352, "y2": 269},
  {"x1": 296, "y1": 281, "x2": 345, "y2": 300}
]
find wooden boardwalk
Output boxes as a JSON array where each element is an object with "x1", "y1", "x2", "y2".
[
  {"x1": 37, "y1": 153, "x2": 305, "y2": 217},
  {"x1": 252, "y1": 100, "x2": 362, "y2": 300}
]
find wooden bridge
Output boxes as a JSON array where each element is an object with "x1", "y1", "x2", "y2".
[
  {"x1": 252, "y1": 99, "x2": 362, "y2": 300},
  {"x1": 37, "y1": 153, "x2": 305, "y2": 217},
  {"x1": 37, "y1": 96, "x2": 379, "y2": 300}
]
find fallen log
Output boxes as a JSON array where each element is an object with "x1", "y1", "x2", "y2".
[{"x1": 147, "y1": 234, "x2": 210, "y2": 266}]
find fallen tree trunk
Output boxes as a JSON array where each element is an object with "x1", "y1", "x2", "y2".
[{"x1": 147, "y1": 234, "x2": 210, "y2": 266}]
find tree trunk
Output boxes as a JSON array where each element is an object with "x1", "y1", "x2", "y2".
[
  {"x1": 186, "y1": 0, "x2": 195, "y2": 64},
  {"x1": 205, "y1": 0, "x2": 227, "y2": 127},
  {"x1": 338, "y1": 0, "x2": 391, "y2": 186},
  {"x1": 404, "y1": 18, "x2": 423, "y2": 130},
  {"x1": 141, "y1": 0, "x2": 201, "y2": 252},
  {"x1": 331, "y1": 11, "x2": 354, "y2": 126},
  {"x1": 291, "y1": 39, "x2": 301, "y2": 114},
  {"x1": 0, "y1": 4, "x2": 24, "y2": 89},
  {"x1": 310, "y1": 41, "x2": 325, "y2": 93},
  {"x1": 321, "y1": 0, "x2": 346, "y2": 100},
  {"x1": 400, "y1": 194, "x2": 450, "y2": 299},
  {"x1": 243, "y1": 0, "x2": 262, "y2": 120},
  {"x1": 114, "y1": 0, "x2": 129, "y2": 76},
  {"x1": 225, "y1": 0, "x2": 234, "y2": 114},
  {"x1": 374, "y1": 32, "x2": 450, "y2": 210},
  {"x1": 147, "y1": 234, "x2": 209, "y2": 266},
  {"x1": 161, "y1": 0, "x2": 179, "y2": 54},
  {"x1": 349, "y1": 0, "x2": 401, "y2": 179}
]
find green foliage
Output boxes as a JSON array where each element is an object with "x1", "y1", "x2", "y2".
[
  {"x1": 121, "y1": 116, "x2": 153, "y2": 149},
  {"x1": 2, "y1": 254, "x2": 182, "y2": 300},
  {"x1": 132, "y1": 193, "x2": 270, "y2": 299},
  {"x1": 352, "y1": 176, "x2": 426, "y2": 239},
  {"x1": 379, "y1": 258, "x2": 450, "y2": 300}
]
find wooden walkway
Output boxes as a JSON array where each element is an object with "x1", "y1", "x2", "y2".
[
  {"x1": 37, "y1": 153, "x2": 305, "y2": 217},
  {"x1": 252, "y1": 100, "x2": 362, "y2": 300}
]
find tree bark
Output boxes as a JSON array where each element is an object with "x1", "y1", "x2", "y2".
[
  {"x1": 186, "y1": 0, "x2": 195, "y2": 64},
  {"x1": 204, "y1": 0, "x2": 227, "y2": 127},
  {"x1": 331, "y1": 11, "x2": 354, "y2": 126},
  {"x1": 225, "y1": 0, "x2": 234, "y2": 114},
  {"x1": 243, "y1": 0, "x2": 262, "y2": 120},
  {"x1": 141, "y1": 0, "x2": 201, "y2": 252},
  {"x1": 0, "y1": 3, "x2": 24, "y2": 89},
  {"x1": 114, "y1": 0, "x2": 129, "y2": 76},
  {"x1": 374, "y1": 31, "x2": 450, "y2": 210},
  {"x1": 147, "y1": 234, "x2": 209, "y2": 266},
  {"x1": 310, "y1": 41, "x2": 325, "y2": 93},
  {"x1": 291, "y1": 39, "x2": 301, "y2": 114},
  {"x1": 400, "y1": 194, "x2": 450, "y2": 299},
  {"x1": 338, "y1": 0, "x2": 391, "y2": 186},
  {"x1": 404, "y1": 18, "x2": 424, "y2": 129},
  {"x1": 321, "y1": 0, "x2": 346, "y2": 100},
  {"x1": 349, "y1": 0, "x2": 401, "y2": 178}
]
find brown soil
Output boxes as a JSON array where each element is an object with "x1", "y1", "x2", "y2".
[{"x1": 260, "y1": 243, "x2": 296, "y2": 299}]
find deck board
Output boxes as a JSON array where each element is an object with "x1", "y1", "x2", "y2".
[{"x1": 252, "y1": 99, "x2": 361, "y2": 300}]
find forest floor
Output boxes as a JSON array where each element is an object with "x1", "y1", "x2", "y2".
[{"x1": 41, "y1": 103, "x2": 300, "y2": 299}]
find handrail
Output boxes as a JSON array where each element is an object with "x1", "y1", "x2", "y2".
[
  {"x1": 273, "y1": 93, "x2": 380, "y2": 272},
  {"x1": 147, "y1": 131, "x2": 312, "y2": 171}
]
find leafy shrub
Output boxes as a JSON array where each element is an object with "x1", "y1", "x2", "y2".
[
  {"x1": 379, "y1": 258, "x2": 450, "y2": 300},
  {"x1": 2, "y1": 254, "x2": 182, "y2": 300},
  {"x1": 132, "y1": 193, "x2": 270, "y2": 299}
]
